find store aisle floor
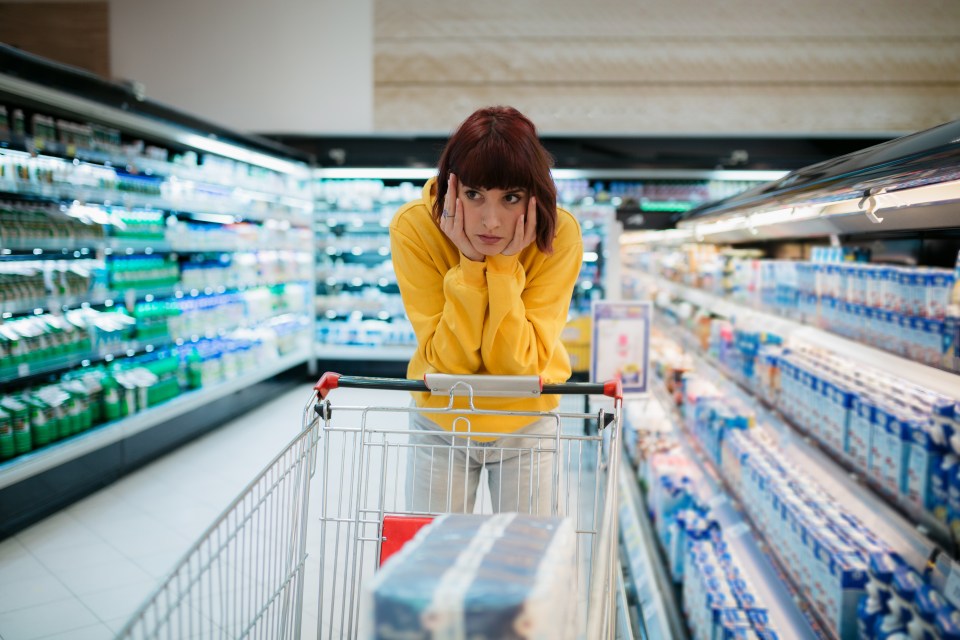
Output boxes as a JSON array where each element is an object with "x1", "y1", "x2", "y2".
[{"x1": 0, "y1": 382, "x2": 336, "y2": 640}]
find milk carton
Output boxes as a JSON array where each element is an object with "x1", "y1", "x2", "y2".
[
  {"x1": 858, "y1": 553, "x2": 901, "y2": 639},
  {"x1": 935, "y1": 609, "x2": 960, "y2": 640},
  {"x1": 870, "y1": 404, "x2": 896, "y2": 493},
  {"x1": 872, "y1": 566, "x2": 923, "y2": 640},
  {"x1": 908, "y1": 584, "x2": 949, "y2": 640},
  {"x1": 829, "y1": 550, "x2": 870, "y2": 638},
  {"x1": 922, "y1": 318, "x2": 944, "y2": 366},
  {"x1": 827, "y1": 379, "x2": 854, "y2": 455},
  {"x1": 933, "y1": 454, "x2": 957, "y2": 524},
  {"x1": 903, "y1": 414, "x2": 945, "y2": 512},
  {"x1": 949, "y1": 463, "x2": 960, "y2": 541},
  {"x1": 849, "y1": 394, "x2": 876, "y2": 470}
]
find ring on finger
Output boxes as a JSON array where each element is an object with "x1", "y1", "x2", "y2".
[{"x1": 442, "y1": 209, "x2": 451, "y2": 218}]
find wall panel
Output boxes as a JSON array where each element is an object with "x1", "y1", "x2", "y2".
[{"x1": 374, "y1": 0, "x2": 960, "y2": 134}]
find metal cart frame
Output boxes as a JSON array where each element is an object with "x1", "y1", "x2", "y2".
[{"x1": 117, "y1": 373, "x2": 623, "y2": 640}]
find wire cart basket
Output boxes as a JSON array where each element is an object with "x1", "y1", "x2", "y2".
[{"x1": 116, "y1": 372, "x2": 624, "y2": 640}]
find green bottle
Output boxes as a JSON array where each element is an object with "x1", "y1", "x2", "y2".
[
  {"x1": 101, "y1": 375, "x2": 121, "y2": 422},
  {"x1": 24, "y1": 397, "x2": 52, "y2": 448},
  {"x1": 186, "y1": 349, "x2": 203, "y2": 389},
  {"x1": 0, "y1": 408, "x2": 13, "y2": 460},
  {"x1": 0, "y1": 398, "x2": 30, "y2": 455}
]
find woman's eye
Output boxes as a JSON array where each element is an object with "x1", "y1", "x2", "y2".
[
  {"x1": 464, "y1": 190, "x2": 480, "y2": 200},
  {"x1": 504, "y1": 193, "x2": 522, "y2": 204}
]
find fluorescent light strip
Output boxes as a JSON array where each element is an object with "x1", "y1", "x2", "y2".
[
  {"x1": 551, "y1": 168, "x2": 788, "y2": 182},
  {"x1": 314, "y1": 167, "x2": 790, "y2": 182},
  {"x1": 620, "y1": 228, "x2": 694, "y2": 245},
  {"x1": 315, "y1": 168, "x2": 437, "y2": 180}
]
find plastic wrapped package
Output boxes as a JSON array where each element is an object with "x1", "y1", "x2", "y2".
[{"x1": 361, "y1": 513, "x2": 578, "y2": 640}]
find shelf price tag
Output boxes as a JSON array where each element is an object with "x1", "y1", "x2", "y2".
[
  {"x1": 17, "y1": 363, "x2": 29, "y2": 377},
  {"x1": 591, "y1": 300, "x2": 652, "y2": 396}
]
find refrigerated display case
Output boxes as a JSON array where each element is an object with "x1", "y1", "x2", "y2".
[
  {"x1": 617, "y1": 118, "x2": 960, "y2": 639},
  {"x1": 0, "y1": 44, "x2": 315, "y2": 536}
]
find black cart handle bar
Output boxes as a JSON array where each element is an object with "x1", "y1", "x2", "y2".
[{"x1": 315, "y1": 372, "x2": 622, "y2": 403}]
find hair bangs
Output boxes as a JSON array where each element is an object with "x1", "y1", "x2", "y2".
[{"x1": 454, "y1": 134, "x2": 537, "y2": 192}]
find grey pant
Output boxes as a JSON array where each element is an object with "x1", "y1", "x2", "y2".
[{"x1": 405, "y1": 411, "x2": 561, "y2": 516}]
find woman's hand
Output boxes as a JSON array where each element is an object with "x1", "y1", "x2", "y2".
[
  {"x1": 501, "y1": 196, "x2": 537, "y2": 256},
  {"x1": 439, "y1": 173, "x2": 485, "y2": 262}
]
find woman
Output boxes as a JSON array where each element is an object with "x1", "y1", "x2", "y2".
[{"x1": 389, "y1": 105, "x2": 583, "y2": 515}]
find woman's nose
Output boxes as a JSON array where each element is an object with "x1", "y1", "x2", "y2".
[{"x1": 480, "y1": 204, "x2": 502, "y2": 229}]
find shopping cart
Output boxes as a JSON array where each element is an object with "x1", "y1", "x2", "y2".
[{"x1": 116, "y1": 372, "x2": 623, "y2": 640}]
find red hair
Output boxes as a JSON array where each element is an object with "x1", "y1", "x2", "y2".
[{"x1": 433, "y1": 106, "x2": 558, "y2": 253}]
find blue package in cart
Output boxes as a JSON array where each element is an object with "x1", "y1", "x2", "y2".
[{"x1": 362, "y1": 513, "x2": 577, "y2": 640}]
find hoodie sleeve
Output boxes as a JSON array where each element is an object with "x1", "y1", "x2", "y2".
[
  {"x1": 480, "y1": 228, "x2": 583, "y2": 378},
  {"x1": 390, "y1": 221, "x2": 487, "y2": 374}
]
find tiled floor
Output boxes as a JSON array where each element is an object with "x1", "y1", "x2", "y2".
[{"x1": 0, "y1": 382, "x2": 334, "y2": 640}]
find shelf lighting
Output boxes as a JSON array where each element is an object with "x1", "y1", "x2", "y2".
[
  {"x1": 315, "y1": 168, "x2": 437, "y2": 180},
  {"x1": 620, "y1": 228, "x2": 694, "y2": 245},
  {"x1": 188, "y1": 212, "x2": 238, "y2": 225},
  {"x1": 583, "y1": 251, "x2": 599, "y2": 263}
]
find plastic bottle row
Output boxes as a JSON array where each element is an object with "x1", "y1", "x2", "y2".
[
  {"x1": 0, "y1": 321, "x2": 310, "y2": 463},
  {"x1": 0, "y1": 200, "x2": 314, "y2": 251},
  {"x1": 0, "y1": 150, "x2": 311, "y2": 223},
  {"x1": 0, "y1": 285, "x2": 309, "y2": 374},
  {"x1": 315, "y1": 316, "x2": 415, "y2": 349}
]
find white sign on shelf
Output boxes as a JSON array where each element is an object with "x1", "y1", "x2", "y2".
[{"x1": 591, "y1": 300, "x2": 651, "y2": 395}]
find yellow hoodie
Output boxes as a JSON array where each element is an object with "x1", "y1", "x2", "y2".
[{"x1": 389, "y1": 178, "x2": 583, "y2": 437}]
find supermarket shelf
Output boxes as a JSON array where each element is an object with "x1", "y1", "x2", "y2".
[
  {"x1": 0, "y1": 338, "x2": 178, "y2": 386},
  {"x1": 0, "y1": 292, "x2": 110, "y2": 316},
  {"x1": 0, "y1": 179, "x2": 310, "y2": 226},
  {"x1": 0, "y1": 282, "x2": 310, "y2": 317},
  {"x1": 647, "y1": 377, "x2": 822, "y2": 640},
  {"x1": 646, "y1": 273, "x2": 960, "y2": 401},
  {"x1": 0, "y1": 238, "x2": 312, "y2": 256},
  {"x1": 657, "y1": 317, "x2": 953, "y2": 564},
  {"x1": 314, "y1": 343, "x2": 415, "y2": 361},
  {"x1": 0, "y1": 135, "x2": 314, "y2": 202},
  {"x1": 0, "y1": 350, "x2": 308, "y2": 490},
  {"x1": 618, "y1": 458, "x2": 687, "y2": 640},
  {"x1": 615, "y1": 565, "x2": 639, "y2": 640}
]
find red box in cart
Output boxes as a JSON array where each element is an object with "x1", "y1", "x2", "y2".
[{"x1": 379, "y1": 515, "x2": 434, "y2": 567}]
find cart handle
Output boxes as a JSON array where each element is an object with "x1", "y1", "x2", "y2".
[{"x1": 315, "y1": 372, "x2": 622, "y2": 402}]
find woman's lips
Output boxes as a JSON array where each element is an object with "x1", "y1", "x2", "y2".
[{"x1": 477, "y1": 235, "x2": 502, "y2": 245}]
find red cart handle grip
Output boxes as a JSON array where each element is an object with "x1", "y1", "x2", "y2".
[{"x1": 315, "y1": 371, "x2": 341, "y2": 399}]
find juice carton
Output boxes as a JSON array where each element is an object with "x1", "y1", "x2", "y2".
[
  {"x1": 933, "y1": 453, "x2": 957, "y2": 524},
  {"x1": 849, "y1": 394, "x2": 876, "y2": 471},
  {"x1": 904, "y1": 414, "x2": 946, "y2": 513},
  {"x1": 829, "y1": 552, "x2": 870, "y2": 640}
]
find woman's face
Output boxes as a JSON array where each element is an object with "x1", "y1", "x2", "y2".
[{"x1": 457, "y1": 183, "x2": 529, "y2": 256}]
